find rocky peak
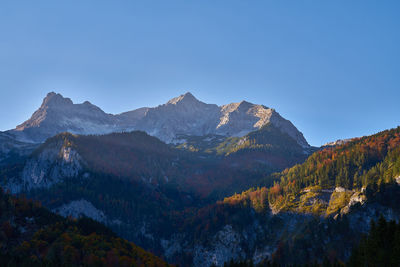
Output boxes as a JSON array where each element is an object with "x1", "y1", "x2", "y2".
[
  {"x1": 15, "y1": 92, "x2": 73, "y2": 131},
  {"x1": 322, "y1": 138, "x2": 354, "y2": 148},
  {"x1": 221, "y1": 101, "x2": 265, "y2": 114},
  {"x1": 167, "y1": 92, "x2": 201, "y2": 106},
  {"x1": 42, "y1": 92, "x2": 73, "y2": 107},
  {"x1": 237, "y1": 100, "x2": 254, "y2": 110},
  {"x1": 217, "y1": 101, "x2": 271, "y2": 137},
  {"x1": 12, "y1": 92, "x2": 116, "y2": 142}
]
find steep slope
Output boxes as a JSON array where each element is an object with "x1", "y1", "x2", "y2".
[
  {"x1": 217, "y1": 101, "x2": 308, "y2": 147},
  {"x1": 0, "y1": 188, "x2": 171, "y2": 266},
  {"x1": 4, "y1": 125, "x2": 309, "y2": 199},
  {"x1": 150, "y1": 126, "x2": 400, "y2": 266},
  {"x1": 6, "y1": 92, "x2": 309, "y2": 148},
  {"x1": 132, "y1": 92, "x2": 221, "y2": 143},
  {"x1": 268, "y1": 126, "x2": 400, "y2": 216},
  {"x1": 0, "y1": 128, "x2": 310, "y2": 264},
  {"x1": 10, "y1": 92, "x2": 117, "y2": 143},
  {"x1": 0, "y1": 92, "x2": 313, "y2": 266},
  {"x1": 116, "y1": 107, "x2": 150, "y2": 128},
  {"x1": 2, "y1": 126, "x2": 304, "y2": 202},
  {"x1": 174, "y1": 123, "x2": 313, "y2": 197},
  {"x1": 155, "y1": 185, "x2": 360, "y2": 266}
]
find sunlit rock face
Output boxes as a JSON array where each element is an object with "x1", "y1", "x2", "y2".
[
  {"x1": 217, "y1": 100, "x2": 308, "y2": 147},
  {"x1": 11, "y1": 92, "x2": 117, "y2": 143},
  {"x1": 131, "y1": 92, "x2": 221, "y2": 143},
  {"x1": 6, "y1": 91, "x2": 309, "y2": 147}
]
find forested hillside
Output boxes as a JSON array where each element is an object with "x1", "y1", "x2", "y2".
[
  {"x1": 268, "y1": 126, "x2": 400, "y2": 215},
  {"x1": 2, "y1": 122, "x2": 400, "y2": 266},
  {"x1": 0, "y1": 128, "x2": 310, "y2": 265},
  {"x1": 0, "y1": 188, "x2": 171, "y2": 266},
  {"x1": 178, "y1": 126, "x2": 400, "y2": 266},
  {"x1": 222, "y1": 217, "x2": 400, "y2": 266}
]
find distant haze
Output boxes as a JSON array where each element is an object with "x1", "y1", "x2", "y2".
[{"x1": 0, "y1": 1, "x2": 399, "y2": 146}]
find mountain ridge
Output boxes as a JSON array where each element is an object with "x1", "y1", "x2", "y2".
[{"x1": 5, "y1": 92, "x2": 309, "y2": 147}]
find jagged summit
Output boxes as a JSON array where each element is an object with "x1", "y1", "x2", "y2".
[
  {"x1": 6, "y1": 91, "x2": 309, "y2": 147},
  {"x1": 12, "y1": 92, "x2": 115, "y2": 142},
  {"x1": 167, "y1": 92, "x2": 200, "y2": 105},
  {"x1": 44, "y1": 91, "x2": 63, "y2": 100},
  {"x1": 237, "y1": 100, "x2": 254, "y2": 108},
  {"x1": 42, "y1": 92, "x2": 73, "y2": 106},
  {"x1": 41, "y1": 93, "x2": 102, "y2": 111}
]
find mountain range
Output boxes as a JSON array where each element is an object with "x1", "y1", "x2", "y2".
[
  {"x1": 0, "y1": 92, "x2": 399, "y2": 266},
  {"x1": 1, "y1": 92, "x2": 312, "y2": 199},
  {"x1": 6, "y1": 92, "x2": 308, "y2": 147}
]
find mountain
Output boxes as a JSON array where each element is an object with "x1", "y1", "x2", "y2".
[
  {"x1": 2, "y1": 126, "x2": 396, "y2": 264},
  {"x1": 0, "y1": 91, "x2": 338, "y2": 266},
  {"x1": 0, "y1": 127, "x2": 311, "y2": 265},
  {"x1": 217, "y1": 100, "x2": 308, "y2": 147},
  {"x1": 1, "y1": 90, "x2": 399, "y2": 266},
  {"x1": 6, "y1": 92, "x2": 309, "y2": 148},
  {"x1": 2, "y1": 121, "x2": 312, "y2": 199},
  {"x1": 0, "y1": 188, "x2": 171, "y2": 266},
  {"x1": 11, "y1": 92, "x2": 117, "y2": 143},
  {"x1": 268, "y1": 126, "x2": 400, "y2": 217},
  {"x1": 1, "y1": 125, "x2": 309, "y2": 205},
  {"x1": 175, "y1": 126, "x2": 400, "y2": 266},
  {"x1": 129, "y1": 92, "x2": 221, "y2": 143}
]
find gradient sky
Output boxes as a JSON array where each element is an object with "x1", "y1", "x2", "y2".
[{"x1": 0, "y1": 1, "x2": 399, "y2": 146}]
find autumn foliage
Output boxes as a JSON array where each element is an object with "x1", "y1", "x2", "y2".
[{"x1": 0, "y1": 188, "x2": 171, "y2": 267}]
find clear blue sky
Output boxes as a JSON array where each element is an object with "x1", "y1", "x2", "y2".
[{"x1": 0, "y1": 1, "x2": 399, "y2": 146}]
